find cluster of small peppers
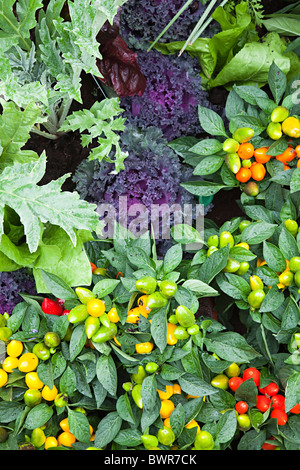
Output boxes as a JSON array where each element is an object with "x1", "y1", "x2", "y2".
[
  {"x1": 67, "y1": 287, "x2": 119, "y2": 344},
  {"x1": 210, "y1": 362, "x2": 300, "y2": 449},
  {"x1": 223, "y1": 108, "x2": 300, "y2": 196},
  {"x1": 206, "y1": 226, "x2": 251, "y2": 277},
  {"x1": 123, "y1": 364, "x2": 214, "y2": 450},
  {"x1": 133, "y1": 275, "x2": 199, "y2": 347}
]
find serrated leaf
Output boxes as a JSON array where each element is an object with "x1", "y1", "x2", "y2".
[{"x1": 0, "y1": 153, "x2": 100, "y2": 253}]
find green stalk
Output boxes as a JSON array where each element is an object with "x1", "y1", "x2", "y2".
[
  {"x1": 179, "y1": 0, "x2": 230, "y2": 56},
  {"x1": 147, "y1": 0, "x2": 195, "y2": 52}
]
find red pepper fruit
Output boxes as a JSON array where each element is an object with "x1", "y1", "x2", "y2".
[
  {"x1": 256, "y1": 395, "x2": 271, "y2": 412},
  {"x1": 62, "y1": 310, "x2": 71, "y2": 316},
  {"x1": 271, "y1": 394, "x2": 285, "y2": 410},
  {"x1": 228, "y1": 376, "x2": 243, "y2": 392},
  {"x1": 270, "y1": 409, "x2": 287, "y2": 426},
  {"x1": 263, "y1": 382, "x2": 279, "y2": 397},
  {"x1": 235, "y1": 401, "x2": 248, "y2": 414},
  {"x1": 242, "y1": 367, "x2": 260, "y2": 386},
  {"x1": 42, "y1": 298, "x2": 63, "y2": 316}
]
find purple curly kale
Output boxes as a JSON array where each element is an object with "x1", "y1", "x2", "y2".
[
  {"x1": 0, "y1": 269, "x2": 37, "y2": 315},
  {"x1": 120, "y1": 0, "x2": 221, "y2": 51},
  {"x1": 120, "y1": 49, "x2": 221, "y2": 141},
  {"x1": 73, "y1": 126, "x2": 205, "y2": 253}
]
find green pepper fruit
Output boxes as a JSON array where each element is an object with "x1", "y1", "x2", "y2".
[
  {"x1": 168, "y1": 314, "x2": 178, "y2": 324},
  {"x1": 279, "y1": 271, "x2": 293, "y2": 287},
  {"x1": 207, "y1": 235, "x2": 219, "y2": 248},
  {"x1": 135, "y1": 276, "x2": 157, "y2": 295},
  {"x1": 285, "y1": 219, "x2": 298, "y2": 237},
  {"x1": 237, "y1": 414, "x2": 251, "y2": 430},
  {"x1": 222, "y1": 258, "x2": 240, "y2": 273},
  {"x1": 44, "y1": 332, "x2": 61, "y2": 349},
  {"x1": 247, "y1": 289, "x2": 265, "y2": 310},
  {"x1": 99, "y1": 312, "x2": 111, "y2": 328},
  {"x1": 194, "y1": 431, "x2": 214, "y2": 450},
  {"x1": 242, "y1": 159, "x2": 252, "y2": 169},
  {"x1": 32, "y1": 342, "x2": 51, "y2": 361},
  {"x1": 249, "y1": 275, "x2": 264, "y2": 291},
  {"x1": 211, "y1": 374, "x2": 229, "y2": 390},
  {"x1": 0, "y1": 327, "x2": 12, "y2": 342},
  {"x1": 91, "y1": 322, "x2": 118, "y2": 343},
  {"x1": 243, "y1": 181, "x2": 259, "y2": 197},
  {"x1": 122, "y1": 382, "x2": 132, "y2": 392},
  {"x1": 85, "y1": 316, "x2": 100, "y2": 339},
  {"x1": 141, "y1": 435, "x2": 159, "y2": 450},
  {"x1": 207, "y1": 246, "x2": 218, "y2": 257},
  {"x1": 187, "y1": 324, "x2": 200, "y2": 336},
  {"x1": 174, "y1": 325, "x2": 189, "y2": 340},
  {"x1": 232, "y1": 127, "x2": 255, "y2": 144},
  {"x1": 146, "y1": 292, "x2": 168, "y2": 309},
  {"x1": 267, "y1": 122, "x2": 282, "y2": 140},
  {"x1": 132, "y1": 384, "x2": 143, "y2": 409},
  {"x1": 236, "y1": 261, "x2": 250, "y2": 276},
  {"x1": 175, "y1": 305, "x2": 195, "y2": 328},
  {"x1": 145, "y1": 362, "x2": 159, "y2": 374},
  {"x1": 68, "y1": 304, "x2": 89, "y2": 324},
  {"x1": 222, "y1": 138, "x2": 240, "y2": 153},
  {"x1": 24, "y1": 389, "x2": 42, "y2": 407},
  {"x1": 75, "y1": 287, "x2": 96, "y2": 304},
  {"x1": 219, "y1": 231, "x2": 235, "y2": 249},
  {"x1": 295, "y1": 332, "x2": 300, "y2": 348},
  {"x1": 0, "y1": 315, "x2": 6, "y2": 328},
  {"x1": 0, "y1": 427, "x2": 8, "y2": 443},
  {"x1": 271, "y1": 106, "x2": 289, "y2": 123},
  {"x1": 289, "y1": 257, "x2": 300, "y2": 273},
  {"x1": 131, "y1": 365, "x2": 147, "y2": 384},
  {"x1": 159, "y1": 280, "x2": 177, "y2": 299},
  {"x1": 239, "y1": 220, "x2": 251, "y2": 233},
  {"x1": 31, "y1": 428, "x2": 46, "y2": 448},
  {"x1": 157, "y1": 427, "x2": 175, "y2": 446},
  {"x1": 294, "y1": 271, "x2": 300, "y2": 291},
  {"x1": 225, "y1": 152, "x2": 241, "y2": 174},
  {"x1": 54, "y1": 393, "x2": 68, "y2": 408}
]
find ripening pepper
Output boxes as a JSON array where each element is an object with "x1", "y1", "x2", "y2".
[
  {"x1": 68, "y1": 304, "x2": 89, "y2": 324},
  {"x1": 219, "y1": 231, "x2": 235, "y2": 249},
  {"x1": 249, "y1": 275, "x2": 264, "y2": 291},
  {"x1": 131, "y1": 365, "x2": 147, "y2": 384},
  {"x1": 267, "y1": 122, "x2": 282, "y2": 140},
  {"x1": 175, "y1": 305, "x2": 195, "y2": 328},
  {"x1": 223, "y1": 138, "x2": 240, "y2": 153},
  {"x1": 146, "y1": 292, "x2": 168, "y2": 309},
  {"x1": 232, "y1": 127, "x2": 255, "y2": 144},
  {"x1": 159, "y1": 280, "x2": 177, "y2": 299},
  {"x1": 236, "y1": 261, "x2": 250, "y2": 276},
  {"x1": 91, "y1": 322, "x2": 118, "y2": 343},
  {"x1": 207, "y1": 235, "x2": 219, "y2": 248},
  {"x1": 132, "y1": 384, "x2": 143, "y2": 409},
  {"x1": 222, "y1": 258, "x2": 240, "y2": 273},
  {"x1": 243, "y1": 181, "x2": 259, "y2": 197},
  {"x1": 225, "y1": 152, "x2": 241, "y2": 174},
  {"x1": 271, "y1": 106, "x2": 289, "y2": 123},
  {"x1": 207, "y1": 246, "x2": 218, "y2": 256},
  {"x1": 284, "y1": 219, "x2": 298, "y2": 237},
  {"x1": 247, "y1": 289, "x2": 265, "y2": 310},
  {"x1": 75, "y1": 287, "x2": 96, "y2": 304},
  {"x1": 135, "y1": 277, "x2": 157, "y2": 295},
  {"x1": 85, "y1": 316, "x2": 100, "y2": 339},
  {"x1": 282, "y1": 117, "x2": 300, "y2": 138}
]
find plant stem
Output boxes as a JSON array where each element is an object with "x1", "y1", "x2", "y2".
[
  {"x1": 31, "y1": 126, "x2": 60, "y2": 140},
  {"x1": 147, "y1": 0, "x2": 195, "y2": 52},
  {"x1": 179, "y1": 0, "x2": 230, "y2": 56}
]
